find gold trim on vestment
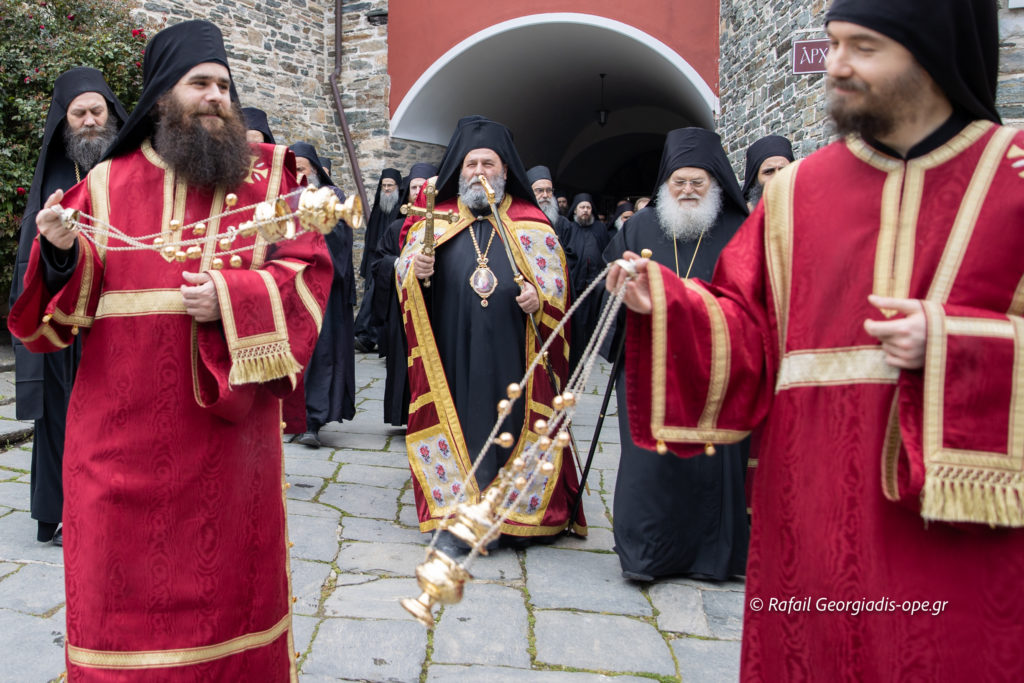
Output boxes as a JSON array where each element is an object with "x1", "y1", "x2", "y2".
[
  {"x1": 252, "y1": 145, "x2": 287, "y2": 269},
  {"x1": 775, "y1": 346, "x2": 899, "y2": 391},
  {"x1": 1008, "y1": 272, "x2": 1024, "y2": 317},
  {"x1": 17, "y1": 322, "x2": 70, "y2": 349},
  {"x1": 764, "y1": 158, "x2": 799, "y2": 360},
  {"x1": 208, "y1": 269, "x2": 302, "y2": 386},
  {"x1": 927, "y1": 125, "x2": 1015, "y2": 303},
  {"x1": 199, "y1": 187, "x2": 227, "y2": 270},
  {"x1": 87, "y1": 158, "x2": 112, "y2": 263},
  {"x1": 648, "y1": 261, "x2": 748, "y2": 445},
  {"x1": 67, "y1": 614, "x2": 291, "y2": 670},
  {"x1": 880, "y1": 393, "x2": 903, "y2": 502},
  {"x1": 920, "y1": 301, "x2": 1024, "y2": 526},
  {"x1": 276, "y1": 260, "x2": 321, "y2": 333},
  {"x1": 46, "y1": 233, "x2": 96, "y2": 328},
  {"x1": 95, "y1": 289, "x2": 188, "y2": 318},
  {"x1": 685, "y1": 279, "x2": 730, "y2": 429}
]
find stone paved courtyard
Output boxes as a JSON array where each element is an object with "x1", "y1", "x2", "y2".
[{"x1": 0, "y1": 347, "x2": 743, "y2": 682}]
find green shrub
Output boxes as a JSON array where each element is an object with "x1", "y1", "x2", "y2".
[{"x1": 1, "y1": 0, "x2": 159, "y2": 306}]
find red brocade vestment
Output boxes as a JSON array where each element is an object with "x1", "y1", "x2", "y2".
[
  {"x1": 623, "y1": 122, "x2": 1024, "y2": 681},
  {"x1": 8, "y1": 141, "x2": 332, "y2": 681}
]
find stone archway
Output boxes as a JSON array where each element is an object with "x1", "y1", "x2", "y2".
[{"x1": 389, "y1": 13, "x2": 718, "y2": 204}]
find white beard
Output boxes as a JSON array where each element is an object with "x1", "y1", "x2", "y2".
[
  {"x1": 538, "y1": 197, "x2": 560, "y2": 225},
  {"x1": 614, "y1": 215, "x2": 626, "y2": 231},
  {"x1": 378, "y1": 190, "x2": 398, "y2": 214},
  {"x1": 655, "y1": 180, "x2": 723, "y2": 241},
  {"x1": 459, "y1": 174, "x2": 505, "y2": 210}
]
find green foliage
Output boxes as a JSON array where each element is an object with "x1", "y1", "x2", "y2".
[{"x1": 0, "y1": 0, "x2": 160, "y2": 300}]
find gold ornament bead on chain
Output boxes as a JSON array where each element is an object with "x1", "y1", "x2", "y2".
[
  {"x1": 556, "y1": 432, "x2": 571, "y2": 448},
  {"x1": 163, "y1": 245, "x2": 177, "y2": 257},
  {"x1": 514, "y1": 476, "x2": 528, "y2": 489},
  {"x1": 641, "y1": 248, "x2": 653, "y2": 259},
  {"x1": 225, "y1": 193, "x2": 238, "y2": 207},
  {"x1": 230, "y1": 254, "x2": 244, "y2": 268},
  {"x1": 537, "y1": 436, "x2": 552, "y2": 451},
  {"x1": 511, "y1": 457, "x2": 525, "y2": 472},
  {"x1": 552, "y1": 396, "x2": 564, "y2": 411},
  {"x1": 153, "y1": 236, "x2": 165, "y2": 247},
  {"x1": 540, "y1": 462, "x2": 555, "y2": 474},
  {"x1": 174, "y1": 250, "x2": 187, "y2": 263},
  {"x1": 560, "y1": 391, "x2": 576, "y2": 407},
  {"x1": 533, "y1": 419, "x2": 548, "y2": 434},
  {"x1": 212, "y1": 257, "x2": 224, "y2": 270},
  {"x1": 192, "y1": 222, "x2": 206, "y2": 236},
  {"x1": 497, "y1": 399, "x2": 511, "y2": 415},
  {"x1": 169, "y1": 219, "x2": 182, "y2": 230},
  {"x1": 186, "y1": 246, "x2": 202, "y2": 260},
  {"x1": 495, "y1": 432, "x2": 515, "y2": 449},
  {"x1": 219, "y1": 237, "x2": 233, "y2": 251},
  {"x1": 705, "y1": 443, "x2": 716, "y2": 456},
  {"x1": 506, "y1": 383, "x2": 522, "y2": 400}
]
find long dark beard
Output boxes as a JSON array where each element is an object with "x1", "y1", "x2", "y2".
[
  {"x1": 152, "y1": 95, "x2": 252, "y2": 189},
  {"x1": 64, "y1": 118, "x2": 118, "y2": 171}
]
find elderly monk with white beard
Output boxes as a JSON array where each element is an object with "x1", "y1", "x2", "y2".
[{"x1": 603, "y1": 126, "x2": 750, "y2": 582}]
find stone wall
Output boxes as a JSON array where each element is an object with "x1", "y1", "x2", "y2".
[
  {"x1": 133, "y1": 0, "x2": 1024, "y2": 267},
  {"x1": 717, "y1": 0, "x2": 1024, "y2": 175},
  {"x1": 134, "y1": 0, "x2": 442, "y2": 269}
]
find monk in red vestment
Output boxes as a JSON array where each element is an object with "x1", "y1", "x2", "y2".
[
  {"x1": 398, "y1": 116, "x2": 585, "y2": 553},
  {"x1": 8, "y1": 21, "x2": 332, "y2": 681},
  {"x1": 607, "y1": 1, "x2": 1024, "y2": 680}
]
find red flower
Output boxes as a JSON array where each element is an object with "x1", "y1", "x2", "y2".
[
  {"x1": 536, "y1": 256, "x2": 547, "y2": 269},
  {"x1": 23, "y1": 77, "x2": 30, "y2": 83},
  {"x1": 16, "y1": 187, "x2": 27, "y2": 196},
  {"x1": 38, "y1": 24, "x2": 44, "y2": 30},
  {"x1": 132, "y1": 28, "x2": 141, "y2": 36},
  {"x1": 67, "y1": 14, "x2": 74, "y2": 20},
  {"x1": 135, "y1": 62, "x2": 142, "y2": 68}
]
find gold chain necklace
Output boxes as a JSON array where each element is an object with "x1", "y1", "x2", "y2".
[
  {"x1": 74, "y1": 162, "x2": 81, "y2": 184},
  {"x1": 467, "y1": 220, "x2": 498, "y2": 307},
  {"x1": 672, "y1": 229, "x2": 706, "y2": 279}
]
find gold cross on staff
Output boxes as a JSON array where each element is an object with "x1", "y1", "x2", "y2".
[{"x1": 400, "y1": 181, "x2": 458, "y2": 287}]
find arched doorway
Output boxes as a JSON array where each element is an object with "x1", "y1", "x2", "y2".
[{"x1": 389, "y1": 13, "x2": 718, "y2": 211}]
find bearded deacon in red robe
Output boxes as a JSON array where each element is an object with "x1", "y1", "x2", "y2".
[
  {"x1": 8, "y1": 21, "x2": 332, "y2": 681},
  {"x1": 607, "y1": 1, "x2": 1024, "y2": 680}
]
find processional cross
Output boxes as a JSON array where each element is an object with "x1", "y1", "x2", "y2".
[{"x1": 400, "y1": 182, "x2": 459, "y2": 287}]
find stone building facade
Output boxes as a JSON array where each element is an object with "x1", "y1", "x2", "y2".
[
  {"x1": 134, "y1": 0, "x2": 1024, "y2": 272},
  {"x1": 717, "y1": 0, "x2": 1024, "y2": 171}
]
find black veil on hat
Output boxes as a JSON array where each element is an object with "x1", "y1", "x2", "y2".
[
  {"x1": 401, "y1": 162, "x2": 438, "y2": 201},
  {"x1": 24, "y1": 67, "x2": 129, "y2": 217},
  {"x1": 826, "y1": 0, "x2": 1000, "y2": 123},
  {"x1": 741, "y1": 135, "x2": 794, "y2": 200},
  {"x1": 432, "y1": 115, "x2": 536, "y2": 206},
  {"x1": 651, "y1": 127, "x2": 747, "y2": 216},
  {"x1": 569, "y1": 192, "x2": 594, "y2": 218},
  {"x1": 289, "y1": 142, "x2": 334, "y2": 187},
  {"x1": 242, "y1": 107, "x2": 275, "y2": 144},
  {"x1": 12, "y1": 67, "x2": 129, "y2": 310},
  {"x1": 105, "y1": 20, "x2": 239, "y2": 159},
  {"x1": 526, "y1": 165, "x2": 552, "y2": 186}
]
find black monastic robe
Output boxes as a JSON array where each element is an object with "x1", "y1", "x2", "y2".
[{"x1": 604, "y1": 205, "x2": 750, "y2": 579}]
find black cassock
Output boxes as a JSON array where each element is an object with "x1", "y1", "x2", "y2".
[
  {"x1": 373, "y1": 216, "x2": 410, "y2": 426},
  {"x1": 9, "y1": 68, "x2": 128, "y2": 541},
  {"x1": 423, "y1": 218, "x2": 528, "y2": 489},
  {"x1": 303, "y1": 191, "x2": 356, "y2": 430},
  {"x1": 603, "y1": 205, "x2": 750, "y2": 580},
  {"x1": 554, "y1": 215, "x2": 604, "y2": 374}
]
